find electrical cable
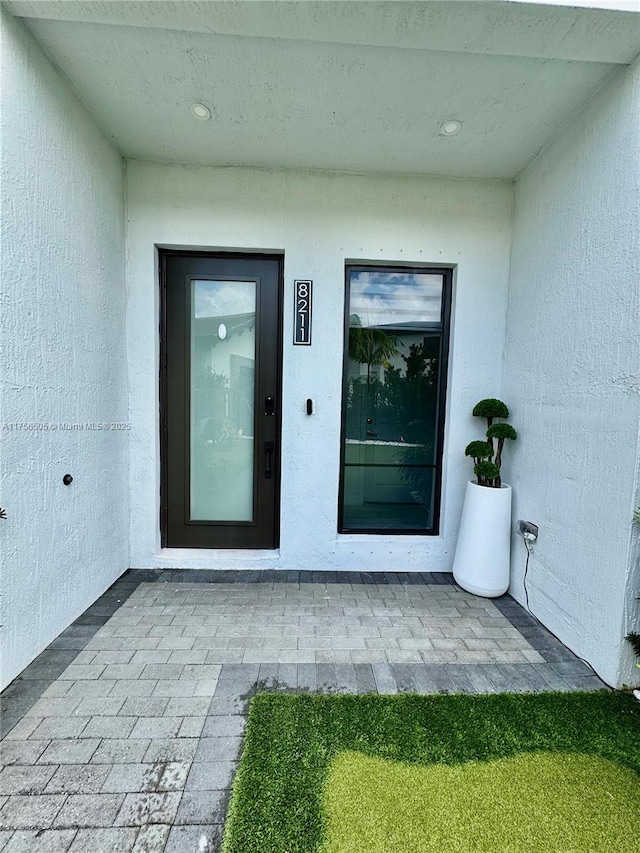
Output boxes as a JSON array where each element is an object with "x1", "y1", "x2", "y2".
[
  {"x1": 522, "y1": 544, "x2": 531, "y2": 612},
  {"x1": 520, "y1": 536, "x2": 602, "y2": 681}
]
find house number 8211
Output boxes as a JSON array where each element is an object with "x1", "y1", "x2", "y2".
[{"x1": 294, "y1": 280, "x2": 313, "y2": 346}]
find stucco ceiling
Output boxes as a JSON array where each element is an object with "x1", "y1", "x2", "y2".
[{"x1": 7, "y1": 1, "x2": 640, "y2": 179}]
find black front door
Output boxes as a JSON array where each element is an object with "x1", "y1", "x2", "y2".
[{"x1": 161, "y1": 252, "x2": 282, "y2": 548}]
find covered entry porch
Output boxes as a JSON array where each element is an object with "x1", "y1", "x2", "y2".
[{"x1": 2, "y1": 0, "x2": 639, "y2": 721}]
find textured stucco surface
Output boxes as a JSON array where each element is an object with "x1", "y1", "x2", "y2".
[
  {"x1": 0, "y1": 10, "x2": 129, "y2": 689},
  {"x1": 502, "y1": 58, "x2": 640, "y2": 687},
  {"x1": 15, "y1": 13, "x2": 617, "y2": 180},
  {"x1": 8, "y1": 1, "x2": 639, "y2": 180},
  {"x1": 125, "y1": 162, "x2": 513, "y2": 574}
]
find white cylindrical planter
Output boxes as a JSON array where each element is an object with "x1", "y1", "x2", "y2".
[{"x1": 452, "y1": 481, "x2": 512, "y2": 598}]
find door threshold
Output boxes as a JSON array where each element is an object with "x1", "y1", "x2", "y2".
[{"x1": 157, "y1": 548, "x2": 281, "y2": 563}]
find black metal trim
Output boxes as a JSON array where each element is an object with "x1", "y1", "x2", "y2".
[
  {"x1": 338, "y1": 524, "x2": 440, "y2": 536},
  {"x1": 432, "y1": 265, "x2": 453, "y2": 536},
  {"x1": 337, "y1": 263, "x2": 453, "y2": 536},
  {"x1": 159, "y1": 250, "x2": 169, "y2": 548}
]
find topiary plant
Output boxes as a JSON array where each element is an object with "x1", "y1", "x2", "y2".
[{"x1": 465, "y1": 398, "x2": 517, "y2": 487}]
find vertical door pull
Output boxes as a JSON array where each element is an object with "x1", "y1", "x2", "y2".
[{"x1": 264, "y1": 441, "x2": 274, "y2": 479}]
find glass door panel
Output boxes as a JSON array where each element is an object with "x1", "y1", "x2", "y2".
[{"x1": 190, "y1": 279, "x2": 256, "y2": 522}]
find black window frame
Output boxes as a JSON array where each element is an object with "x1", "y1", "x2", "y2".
[{"x1": 338, "y1": 263, "x2": 453, "y2": 536}]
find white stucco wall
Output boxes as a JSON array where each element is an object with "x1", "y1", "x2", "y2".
[
  {"x1": 126, "y1": 162, "x2": 513, "y2": 572},
  {"x1": 0, "y1": 10, "x2": 129, "y2": 689},
  {"x1": 502, "y1": 58, "x2": 640, "y2": 687}
]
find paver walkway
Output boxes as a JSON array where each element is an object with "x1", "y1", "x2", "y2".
[{"x1": 0, "y1": 570, "x2": 607, "y2": 852}]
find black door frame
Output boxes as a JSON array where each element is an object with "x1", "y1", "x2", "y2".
[{"x1": 159, "y1": 249, "x2": 283, "y2": 549}]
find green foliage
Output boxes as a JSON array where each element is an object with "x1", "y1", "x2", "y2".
[
  {"x1": 348, "y1": 315, "x2": 401, "y2": 377},
  {"x1": 472, "y1": 398, "x2": 509, "y2": 420},
  {"x1": 474, "y1": 461, "x2": 500, "y2": 486},
  {"x1": 486, "y1": 423, "x2": 518, "y2": 442},
  {"x1": 627, "y1": 632, "x2": 640, "y2": 660},
  {"x1": 465, "y1": 441, "x2": 493, "y2": 460},
  {"x1": 465, "y1": 398, "x2": 516, "y2": 488}
]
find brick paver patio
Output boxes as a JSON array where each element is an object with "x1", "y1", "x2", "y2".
[{"x1": 0, "y1": 570, "x2": 607, "y2": 852}]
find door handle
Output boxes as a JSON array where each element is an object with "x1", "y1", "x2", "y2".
[
  {"x1": 264, "y1": 396, "x2": 275, "y2": 416},
  {"x1": 264, "y1": 441, "x2": 274, "y2": 479}
]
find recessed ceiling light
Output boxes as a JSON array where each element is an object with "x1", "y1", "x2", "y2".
[
  {"x1": 440, "y1": 120, "x2": 462, "y2": 136},
  {"x1": 191, "y1": 102, "x2": 211, "y2": 120}
]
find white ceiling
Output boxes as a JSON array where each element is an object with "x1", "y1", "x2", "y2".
[{"x1": 7, "y1": 1, "x2": 640, "y2": 179}]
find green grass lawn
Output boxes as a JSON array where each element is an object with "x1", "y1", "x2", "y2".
[{"x1": 221, "y1": 691, "x2": 640, "y2": 853}]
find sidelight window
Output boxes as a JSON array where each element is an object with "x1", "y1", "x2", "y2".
[{"x1": 339, "y1": 265, "x2": 452, "y2": 534}]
